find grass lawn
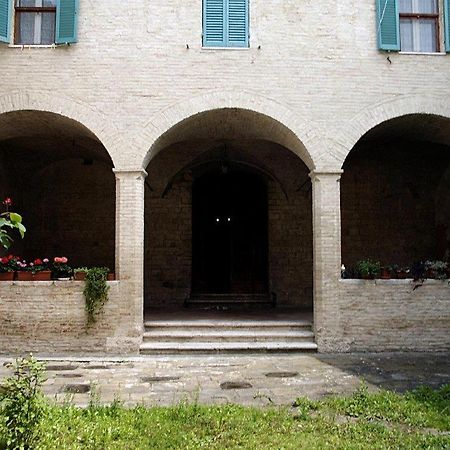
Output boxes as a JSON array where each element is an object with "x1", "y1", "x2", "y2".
[{"x1": 2, "y1": 383, "x2": 447, "y2": 449}]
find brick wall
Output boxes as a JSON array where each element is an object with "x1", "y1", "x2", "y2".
[
  {"x1": 342, "y1": 140, "x2": 450, "y2": 268},
  {"x1": 323, "y1": 280, "x2": 450, "y2": 352},
  {"x1": 0, "y1": 281, "x2": 141, "y2": 355},
  {"x1": 145, "y1": 140, "x2": 313, "y2": 308}
]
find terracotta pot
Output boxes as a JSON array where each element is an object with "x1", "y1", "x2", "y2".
[
  {"x1": 107, "y1": 273, "x2": 115, "y2": 281},
  {"x1": 74, "y1": 272, "x2": 87, "y2": 281},
  {"x1": 16, "y1": 271, "x2": 33, "y2": 281},
  {"x1": 361, "y1": 274, "x2": 374, "y2": 280},
  {"x1": 32, "y1": 270, "x2": 52, "y2": 281},
  {"x1": 0, "y1": 272, "x2": 14, "y2": 281},
  {"x1": 380, "y1": 268, "x2": 391, "y2": 279},
  {"x1": 425, "y1": 268, "x2": 435, "y2": 279},
  {"x1": 397, "y1": 270, "x2": 407, "y2": 279}
]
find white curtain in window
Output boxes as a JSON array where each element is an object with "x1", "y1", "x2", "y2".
[{"x1": 399, "y1": 0, "x2": 437, "y2": 13}]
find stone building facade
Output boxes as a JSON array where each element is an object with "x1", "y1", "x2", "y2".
[{"x1": 0, "y1": 0, "x2": 449, "y2": 354}]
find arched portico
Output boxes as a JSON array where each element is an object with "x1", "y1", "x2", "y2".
[{"x1": 0, "y1": 109, "x2": 116, "y2": 269}]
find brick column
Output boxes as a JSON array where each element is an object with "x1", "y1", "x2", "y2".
[
  {"x1": 113, "y1": 169, "x2": 147, "y2": 347},
  {"x1": 309, "y1": 170, "x2": 343, "y2": 352}
]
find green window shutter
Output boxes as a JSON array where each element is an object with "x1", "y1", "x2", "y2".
[
  {"x1": 444, "y1": 0, "x2": 450, "y2": 52},
  {"x1": 228, "y1": 0, "x2": 248, "y2": 47},
  {"x1": 203, "y1": 0, "x2": 226, "y2": 47},
  {"x1": 376, "y1": 0, "x2": 400, "y2": 51},
  {"x1": 56, "y1": 0, "x2": 78, "y2": 44},
  {"x1": 0, "y1": 0, "x2": 11, "y2": 44}
]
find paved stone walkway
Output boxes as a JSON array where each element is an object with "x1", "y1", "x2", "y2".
[{"x1": 1, "y1": 353, "x2": 449, "y2": 407}]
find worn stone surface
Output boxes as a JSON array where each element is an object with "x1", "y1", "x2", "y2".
[{"x1": 1, "y1": 353, "x2": 448, "y2": 408}]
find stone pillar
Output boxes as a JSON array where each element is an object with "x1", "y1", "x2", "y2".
[
  {"x1": 309, "y1": 170, "x2": 343, "y2": 352},
  {"x1": 112, "y1": 169, "x2": 147, "y2": 351}
]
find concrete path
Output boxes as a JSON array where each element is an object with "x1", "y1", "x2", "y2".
[{"x1": 1, "y1": 353, "x2": 449, "y2": 407}]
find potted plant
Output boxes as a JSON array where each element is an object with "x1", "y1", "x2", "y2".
[
  {"x1": 0, "y1": 254, "x2": 17, "y2": 281},
  {"x1": 30, "y1": 258, "x2": 51, "y2": 281},
  {"x1": 73, "y1": 267, "x2": 89, "y2": 281},
  {"x1": 410, "y1": 261, "x2": 426, "y2": 281},
  {"x1": 356, "y1": 260, "x2": 380, "y2": 279},
  {"x1": 396, "y1": 267, "x2": 410, "y2": 279},
  {"x1": 380, "y1": 266, "x2": 391, "y2": 279},
  {"x1": 388, "y1": 264, "x2": 399, "y2": 279},
  {"x1": 424, "y1": 260, "x2": 448, "y2": 280},
  {"x1": 52, "y1": 256, "x2": 73, "y2": 280},
  {"x1": 0, "y1": 198, "x2": 26, "y2": 250},
  {"x1": 16, "y1": 259, "x2": 34, "y2": 281}
]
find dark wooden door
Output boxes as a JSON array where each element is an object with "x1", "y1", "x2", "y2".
[{"x1": 192, "y1": 170, "x2": 268, "y2": 294}]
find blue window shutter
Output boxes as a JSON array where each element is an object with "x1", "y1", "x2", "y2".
[
  {"x1": 0, "y1": 0, "x2": 11, "y2": 44},
  {"x1": 56, "y1": 0, "x2": 78, "y2": 44},
  {"x1": 376, "y1": 0, "x2": 400, "y2": 51},
  {"x1": 227, "y1": 0, "x2": 248, "y2": 47},
  {"x1": 444, "y1": 0, "x2": 450, "y2": 52},
  {"x1": 203, "y1": 0, "x2": 226, "y2": 47}
]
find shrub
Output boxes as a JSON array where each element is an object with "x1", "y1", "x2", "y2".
[
  {"x1": 0, "y1": 356, "x2": 46, "y2": 449},
  {"x1": 356, "y1": 259, "x2": 381, "y2": 278}
]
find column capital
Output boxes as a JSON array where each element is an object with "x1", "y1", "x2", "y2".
[
  {"x1": 113, "y1": 168, "x2": 148, "y2": 179},
  {"x1": 309, "y1": 169, "x2": 343, "y2": 182}
]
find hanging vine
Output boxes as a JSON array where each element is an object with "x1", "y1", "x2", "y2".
[{"x1": 84, "y1": 267, "x2": 110, "y2": 325}]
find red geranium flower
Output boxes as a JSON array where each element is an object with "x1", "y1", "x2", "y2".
[{"x1": 2, "y1": 198, "x2": 12, "y2": 207}]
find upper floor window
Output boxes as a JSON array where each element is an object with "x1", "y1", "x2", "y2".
[
  {"x1": 15, "y1": 0, "x2": 56, "y2": 45},
  {"x1": 203, "y1": 0, "x2": 249, "y2": 48},
  {"x1": 0, "y1": 0, "x2": 78, "y2": 45},
  {"x1": 399, "y1": 0, "x2": 439, "y2": 52},
  {"x1": 377, "y1": 0, "x2": 450, "y2": 53}
]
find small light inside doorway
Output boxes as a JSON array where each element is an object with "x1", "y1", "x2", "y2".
[
  {"x1": 216, "y1": 218, "x2": 220, "y2": 222},
  {"x1": 227, "y1": 217, "x2": 231, "y2": 222}
]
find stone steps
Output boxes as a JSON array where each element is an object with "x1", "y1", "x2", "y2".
[{"x1": 140, "y1": 318, "x2": 317, "y2": 354}]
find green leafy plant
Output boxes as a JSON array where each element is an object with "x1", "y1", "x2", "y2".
[
  {"x1": 52, "y1": 256, "x2": 73, "y2": 279},
  {"x1": 356, "y1": 259, "x2": 381, "y2": 279},
  {"x1": 0, "y1": 355, "x2": 47, "y2": 450},
  {"x1": 0, "y1": 198, "x2": 26, "y2": 250},
  {"x1": 84, "y1": 267, "x2": 110, "y2": 325},
  {"x1": 74, "y1": 267, "x2": 89, "y2": 274},
  {"x1": 425, "y1": 260, "x2": 448, "y2": 280}
]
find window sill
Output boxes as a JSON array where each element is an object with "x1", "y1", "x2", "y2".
[
  {"x1": 8, "y1": 44, "x2": 57, "y2": 49},
  {"x1": 399, "y1": 51, "x2": 446, "y2": 56},
  {"x1": 201, "y1": 46, "x2": 250, "y2": 51}
]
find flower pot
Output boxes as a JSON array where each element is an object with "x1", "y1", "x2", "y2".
[
  {"x1": 0, "y1": 272, "x2": 14, "y2": 281},
  {"x1": 380, "y1": 268, "x2": 391, "y2": 279},
  {"x1": 107, "y1": 273, "x2": 115, "y2": 281},
  {"x1": 425, "y1": 268, "x2": 435, "y2": 279},
  {"x1": 32, "y1": 270, "x2": 52, "y2": 281},
  {"x1": 361, "y1": 274, "x2": 374, "y2": 280},
  {"x1": 16, "y1": 271, "x2": 33, "y2": 281},
  {"x1": 397, "y1": 270, "x2": 408, "y2": 279},
  {"x1": 74, "y1": 272, "x2": 87, "y2": 281}
]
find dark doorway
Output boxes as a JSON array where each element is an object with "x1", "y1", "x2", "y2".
[{"x1": 192, "y1": 170, "x2": 268, "y2": 295}]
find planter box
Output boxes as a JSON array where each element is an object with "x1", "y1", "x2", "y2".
[
  {"x1": 33, "y1": 271, "x2": 52, "y2": 281},
  {"x1": 16, "y1": 271, "x2": 52, "y2": 281},
  {"x1": 16, "y1": 271, "x2": 33, "y2": 281},
  {"x1": 0, "y1": 272, "x2": 14, "y2": 281},
  {"x1": 73, "y1": 272, "x2": 87, "y2": 281}
]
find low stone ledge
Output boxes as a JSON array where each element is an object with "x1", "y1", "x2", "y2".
[
  {"x1": 322, "y1": 279, "x2": 450, "y2": 353},
  {"x1": 0, "y1": 280, "x2": 140, "y2": 355}
]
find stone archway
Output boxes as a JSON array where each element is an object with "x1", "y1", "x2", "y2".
[{"x1": 142, "y1": 108, "x2": 315, "y2": 312}]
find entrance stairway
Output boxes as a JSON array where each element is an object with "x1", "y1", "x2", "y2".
[{"x1": 140, "y1": 312, "x2": 317, "y2": 354}]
